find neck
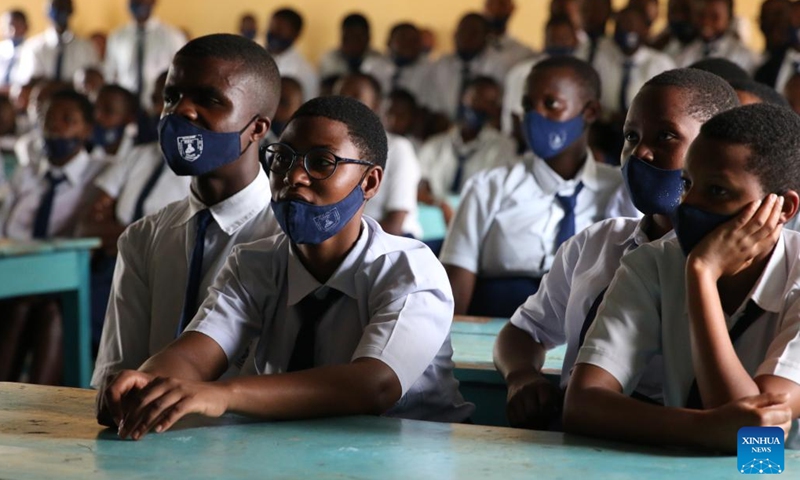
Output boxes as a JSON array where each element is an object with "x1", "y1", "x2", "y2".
[
  {"x1": 136, "y1": 18, "x2": 149, "y2": 27},
  {"x1": 459, "y1": 125, "x2": 480, "y2": 143},
  {"x1": 645, "y1": 213, "x2": 672, "y2": 241},
  {"x1": 54, "y1": 25, "x2": 67, "y2": 35},
  {"x1": 192, "y1": 154, "x2": 260, "y2": 207},
  {"x1": 295, "y1": 214, "x2": 363, "y2": 283},
  {"x1": 716, "y1": 246, "x2": 774, "y2": 315},
  {"x1": 545, "y1": 138, "x2": 588, "y2": 180}
]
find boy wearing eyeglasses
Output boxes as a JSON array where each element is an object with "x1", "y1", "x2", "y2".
[
  {"x1": 100, "y1": 93, "x2": 474, "y2": 439},
  {"x1": 92, "y1": 34, "x2": 281, "y2": 406}
]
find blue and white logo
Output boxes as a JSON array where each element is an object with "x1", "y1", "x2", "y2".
[
  {"x1": 548, "y1": 130, "x2": 567, "y2": 151},
  {"x1": 738, "y1": 427, "x2": 784, "y2": 474},
  {"x1": 177, "y1": 134, "x2": 204, "y2": 162},
  {"x1": 313, "y1": 208, "x2": 341, "y2": 232}
]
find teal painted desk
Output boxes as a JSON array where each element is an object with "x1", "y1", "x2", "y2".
[
  {"x1": 451, "y1": 316, "x2": 566, "y2": 427},
  {"x1": 0, "y1": 238, "x2": 100, "y2": 387},
  {"x1": 3, "y1": 383, "x2": 796, "y2": 479}
]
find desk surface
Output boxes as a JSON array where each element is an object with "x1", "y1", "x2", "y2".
[
  {"x1": 0, "y1": 238, "x2": 100, "y2": 257},
  {"x1": 1, "y1": 383, "x2": 794, "y2": 479}
]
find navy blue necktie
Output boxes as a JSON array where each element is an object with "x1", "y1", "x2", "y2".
[
  {"x1": 554, "y1": 182, "x2": 584, "y2": 248},
  {"x1": 132, "y1": 159, "x2": 165, "y2": 222},
  {"x1": 135, "y1": 25, "x2": 146, "y2": 101},
  {"x1": 619, "y1": 59, "x2": 634, "y2": 113},
  {"x1": 287, "y1": 288, "x2": 343, "y2": 372},
  {"x1": 449, "y1": 150, "x2": 470, "y2": 194},
  {"x1": 459, "y1": 61, "x2": 471, "y2": 105},
  {"x1": 391, "y1": 66, "x2": 403, "y2": 91},
  {"x1": 176, "y1": 209, "x2": 214, "y2": 336},
  {"x1": 32, "y1": 171, "x2": 67, "y2": 239},
  {"x1": 54, "y1": 38, "x2": 64, "y2": 81}
]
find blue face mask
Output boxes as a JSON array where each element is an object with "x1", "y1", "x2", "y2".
[
  {"x1": 545, "y1": 46, "x2": 575, "y2": 57},
  {"x1": 44, "y1": 137, "x2": 82, "y2": 161},
  {"x1": 522, "y1": 110, "x2": 585, "y2": 160},
  {"x1": 392, "y1": 54, "x2": 415, "y2": 68},
  {"x1": 129, "y1": 1, "x2": 152, "y2": 21},
  {"x1": 267, "y1": 33, "x2": 293, "y2": 53},
  {"x1": 621, "y1": 155, "x2": 684, "y2": 216},
  {"x1": 671, "y1": 203, "x2": 736, "y2": 256},
  {"x1": 270, "y1": 183, "x2": 366, "y2": 245},
  {"x1": 670, "y1": 20, "x2": 696, "y2": 44},
  {"x1": 48, "y1": 7, "x2": 70, "y2": 28},
  {"x1": 92, "y1": 124, "x2": 126, "y2": 148},
  {"x1": 461, "y1": 107, "x2": 487, "y2": 131},
  {"x1": 158, "y1": 114, "x2": 257, "y2": 176},
  {"x1": 614, "y1": 29, "x2": 641, "y2": 52}
]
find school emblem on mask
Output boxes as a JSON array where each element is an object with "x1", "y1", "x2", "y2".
[
  {"x1": 177, "y1": 135, "x2": 204, "y2": 162},
  {"x1": 313, "y1": 208, "x2": 341, "y2": 232},
  {"x1": 548, "y1": 130, "x2": 567, "y2": 151}
]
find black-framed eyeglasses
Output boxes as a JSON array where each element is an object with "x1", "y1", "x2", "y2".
[{"x1": 263, "y1": 142, "x2": 374, "y2": 180}]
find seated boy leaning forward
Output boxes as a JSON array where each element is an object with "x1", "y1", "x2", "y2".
[
  {"x1": 565, "y1": 103, "x2": 800, "y2": 452},
  {"x1": 101, "y1": 96, "x2": 474, "y2": 440}
]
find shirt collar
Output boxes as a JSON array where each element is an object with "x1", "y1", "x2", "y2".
[
  {"x1": 749, "y1": 232, "x2": 788, "y2": 314},
  {"x1": 286, "y1": 217, "x2": 371, "y2": 305},
  {"x1": 45, "y1": 28, "x2": 74, "y2": 46},
  {"x1": 176, "y1": 168, "x2": 271, "y2": 235},
  {"x1": 42, "y1": 149, "x2": 91, "y2": 186},
  {"x1": 529, "y1": 148, "x2": 601, "y2": 195},
  {"x1": 627, "y1": 216, "x2": 677, "y2": 249}
]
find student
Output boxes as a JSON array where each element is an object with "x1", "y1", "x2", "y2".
[
  {"x1": 494, "y1": 69, "x2": 739, "y2": 429},
  {"x1": 549, "y1": 0, "x2": 592, "y2": 60},
  {"x1": 361, "y1": 23, "x2": 430, "y2": 105},
  {"x1": 566, "y1": 103, "x2": 800, "y2": 451},
  {"x1": 484, "y1": 0, "x2": 534, "y2": 73},
  {"x1": 427, "y1": 13, "x2": 506, "y2": 120},
  {"x1": 100, "y1": 95, "x2": 473, "y2": 438},
  {"x1": 652, "y1": 0, "x2": 697, "y2": 57},
  {"x1": 0, "y1": 89, "x2": 106, "y2": 384},
  {"x1": 728, "y1": 78, "x2": 790, "y2": 107},
  {"x1": 72, "y1": 66, "x2": 104, "y2": 103},
  {"x1": 268, "y1": 77, "x2": 304, "y2": 144},
  {"x1": 334, "y1": 73, "x2": 422, "y2": 238},
  {"x1": 90, "y1": 84, "x2": 138, "y2": 164},
  {"x1": 13, "y1": 0, "x2": 98, "y2": 85},
  {"x1": 676, "y1": 0, "x2": 758, "y2": 73},
  {"x1": 104, "y1": 0, "x2": 186, "y2": 109},
  {"x1": 238, "y1": 13, "x2": 257, "y2": 41},
  {"x1": 13, "y1": 79, "x2": 70, "y2": 170},
  {"x1": 755, "y1": 0, "x2": 792, "y2": 60},
  {"x1": 580, "y1": 0, "x2": 611, "y2": 64},
  {"x1": 689, "y1": 57, "x2": 750, "y2": 83},
  {"x1": 266, "y1": 8, "x2": 318, "y2": 101},
  {"x1": 0, "y1": 9, "x2": 28, "y2": 93},
  {"x1": 318, "y1": 14, "x2": 386, "y2": 80},
  {"x1": 91, "y1": 34, "x2": 281, "y2": 391},
  {"x1": 628, "y1": 0, "x2": 660, "y2": 40},
  {"x1": 755, "y1": 1, "x2": 800, "y2": 94},
  {"x1": 418, "y1": 76, "x2": 517, "y2": 201},
  {"x1": 440, "y1": 57, "x2": 621, "y2": 318},
  {"x1": 382, "y1": 88, "x2": 419, "y2": 147}
]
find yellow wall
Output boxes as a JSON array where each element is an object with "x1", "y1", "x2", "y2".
[{"x1": 0, "y1": 0, "x2": 767, "y2": 63}]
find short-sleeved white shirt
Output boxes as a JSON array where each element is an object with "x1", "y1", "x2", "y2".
[
  {"x1": 360, "y1": 56, "x2": 432, "y2": 105},
  {"x1": 188, "y1": 216, "x2": 474, "y2": 423},
  {"x1": 363, "y1": 133, "x2": 422, "y2": 238},
  {"x1": 577, "y1": 232, "x2": 800, "y2": 446},
  {"x1": 440, "y1": 152, "x2": 623, "y2": 278},
  {"x1": 273, "y1": 46, "x2": 319, "y2": 101},
  {"x1": 91, "y1": 168, "x2": 280, "y2": 387},
  {"x1": 676, "y1": 33, "x2": 759, "y2": 73},
  {"x1": 418, "y1": 126, "x2": 518, "y2": 198},
  {"x1": 13, "y1": 28, "x2": 99, "y2": 85},
  {"x1": 511, "y1": 217, "x2": 673, "y2": 391}
]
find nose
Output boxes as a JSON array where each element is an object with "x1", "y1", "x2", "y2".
[
  {"x1": 166, "y1": 94, "x2": 198, "y2": 122},
  {"x1": 631, "y1": 141, "x2": 654, "y2": 162},
  {"x1": 284, "y1": 154, "x2": 311, "y2": 187}
]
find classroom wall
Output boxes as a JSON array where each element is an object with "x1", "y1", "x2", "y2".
[{"x1": 0, "y1": 0, "x2": 767, "y2": 63}]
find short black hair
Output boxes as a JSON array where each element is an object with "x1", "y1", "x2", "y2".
[
  {"x1": 47, "y1": 89, "x2": 93, "y2": 125},
  {"x1": 689, "y1": 57, "x2": 750, "y2": 82},
  {"x1": 288, "y1": 95, "x2": 388, "y2": 169},
  {"x1": 728, "y1": 78, "x2": 790, "y2": 107},
  {"x1": 546, "y1": 14, "x2": 576, "y2": 31},
  {"x1": 700, "y1": 103, "x2": 800, "y2": 194},
  {"x1": 97, "y1": 84, "x2": 139, "y2": 116},
  {"x1": 387, "y1": 88, "x2": 417, "y2": 109},
  {"x1": 175, "y1": 33, "x2": 280, "y2": 118},
  {"x1": 643, "y1": 68, "x2": 739, "y2": 122},
  {"x1": 8, "y1": 9, "x2": 27, "y2": 24},
  {"x1": 465, "y1": 75, "x2": 501, "y2": 96},
  {"x1": 703, "y1": 0, "x2": 734, "y2": 16},
  {"x1": 273, "y1": 8, "x2": 303, "y2": 34},
  {"x1": 529, "y1": 56, "x2": 601, "y2": 102},
  {"x1": 338, "y1": 72, "x2": 382, "y2": 98},
  {"x1": 342, "y1": 13, "x2": 369, "y2": 32},
  {"x1": 389, "y1": 22, "x2": 418, "y2": 40}
]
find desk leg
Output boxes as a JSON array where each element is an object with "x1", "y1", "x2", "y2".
[{"x1": 61, "y1": 250, "x2": 92, "y2": 388}]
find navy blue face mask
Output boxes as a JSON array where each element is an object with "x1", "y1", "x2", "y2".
[
  {"x1": 621, "y1": 155, "x2": 684, "y2": 216},
  {"x1": 461, "y1": 107, "x2": 488, "y2": 131},
  {"x1": 614, "y1": 29, "x2": 641, "y2": 52},
  {"x1": 267, "y1": 33, "x2": 293, "y2": 53},
  {"x1": 523, "y1": 110, "x2": 585, "y2": 160},
  {"x1": 158, "y1": 114, "x2": 258, "y2": 176},
  {"x1": 44, "y1": 137, "x2": 82, "y2": 161},
  {"x1": 545, "y1": 46, "x2": 575, "y2": 57},
  {"x1": 270, "y1": 182, "x2": 366, "y2": 245},
  {"x1": 48, "y1": 7, "x2": 70, "y2": 28},
  {"x1": 129, "y1": 1, "x2": 152, "y2": 21},
  {"x1": 92, "y1": 124, "x2": 126, "y2": 148},
  {"x1": 671, "y1": 203, "x2": 736, "y2": 256}
]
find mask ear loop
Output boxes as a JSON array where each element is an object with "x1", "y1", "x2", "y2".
[{"x1": 237, "y1": 114, "x2": 261, "y2": 156}]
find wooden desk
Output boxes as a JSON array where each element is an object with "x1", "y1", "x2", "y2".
[
  {"x1": 451, "y1": 316, "x2": 565, "y2": 427},
  {"x1": 2, "y1": 383, "x2": 794, "y2": 479},
  {"x1": 0, "y1": 238, "x2": 100, "y2": 388}
]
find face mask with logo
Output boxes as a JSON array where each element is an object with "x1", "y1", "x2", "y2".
[
  {"x1": 671, "y1": 203, "x2": 737, "y2": 256},
  {"x1": 621, "y1": 155, "x2": 684, "y2": 216},
  {"x1": 614, "y1": 29, "x2": 641, "y2": 52},
  {"x1": 92, "y1": 124, "x2": 126, "y2": 148},
  {"x1": 461, "y1": 107, "x2": 488, "y2": 131},
  {"x1": 270, "y1": 183, "x2": 366, "y2": 245},
  {"x1": 158, "y1": 114, "x2": 258, "y2": 176},
  {"x1": 522, "y1": 110, "x2": 584, "y2": 160},
  {"x1": 44, "y1": 137, "x2": 82, "y2": 161},
  {"x1": 545, "y1": 46, "x2": 575, "y2": 57},
  {"x1": 129, "y1": 1, "x2": 152, "y2": 21},
  {"x1": 267, "y1": 33, "x2": 293, "y2": 53},
  {"x1": 48, "y1": 7, "x2": 70, "y2": 28}
]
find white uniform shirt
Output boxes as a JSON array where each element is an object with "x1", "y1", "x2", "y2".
[
  {"x1": 577, "y1": 232, "x2": 800, "y2": 447},
  {"x1": 774, "y1": 48, "x2": 800, "y2": 96},
  {"x1": 13, "y1": 28, "x2": 99, "y2": 85},
  {"x1": 91, "y1": 168, "x2": 280, "y2": 387},
  {"x1": 104, "y1": 18, "x2": 186, "y2": 109},
  {"x1": 94, "y1": 142, "x2": 191, "y2": 225},
  {"x1": 426, "y1": 50, "x2": 507, "y2": 120},
  {"x1": 273, "y1": 46, "x2": 319, "y2": 100},
  {"x1": 676, "y1": 33, "x2": 759, "y2": 73},
  {"x1": 418, "y1": 125, "x2": 518, "y2": 198},
  {"x1": 363, "y1": 133, "x2": 422, "y2": 238},
  {"x1": 0, "y1": 38, "x2": 23, "y2": 87},
  {"x1": 490, "y1": 34, "x2": 535, "y2": 75},
  {"x1": 440, "y1": 151, "x2": 623, "y2": 278},
  {"x1": 361, "y1": 56, "x2": 431, "y2": 104},
  {"x1": 605, "y1": 183, "x2": 643, "y2": 219},
  {"x1": 13, "y1": 129, "x2": 43, "y2": 169},
  {"x1": 511, "y1": 217, "x2": 672, "y2": 391},
  {"x1": 89, "y1": 124, "x2": 137, "y2": 166},
  {"x1": 592, "y1": 40, "x2": 676, "y2": 116},
  {"x1": 318, "y1": 49, "x2": 388, "y2": 80},
  {"x1": 188, "y1": 216, "x2": 474, "y2": 423},
  {"x1": 0, "y1": 150, "x2": 106, "y2": 239}
]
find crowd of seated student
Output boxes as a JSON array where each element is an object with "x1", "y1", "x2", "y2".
[{"x1": 0, "y1": 0, "x2": 798, "y2": 454}]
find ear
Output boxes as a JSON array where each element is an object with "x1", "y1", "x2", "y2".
[
  {"x1": 779, "y1": 190, "x2": 799, "y2": 224},
  {"x1": 362, "y1": 166, "x2": 383, "y2": 201},
  {"x1": 251, "y1": 116, "x2": 271, "y2": 142},
  {"x1": 582, "y1": 99, "x2": 601, "y2": 125}
]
